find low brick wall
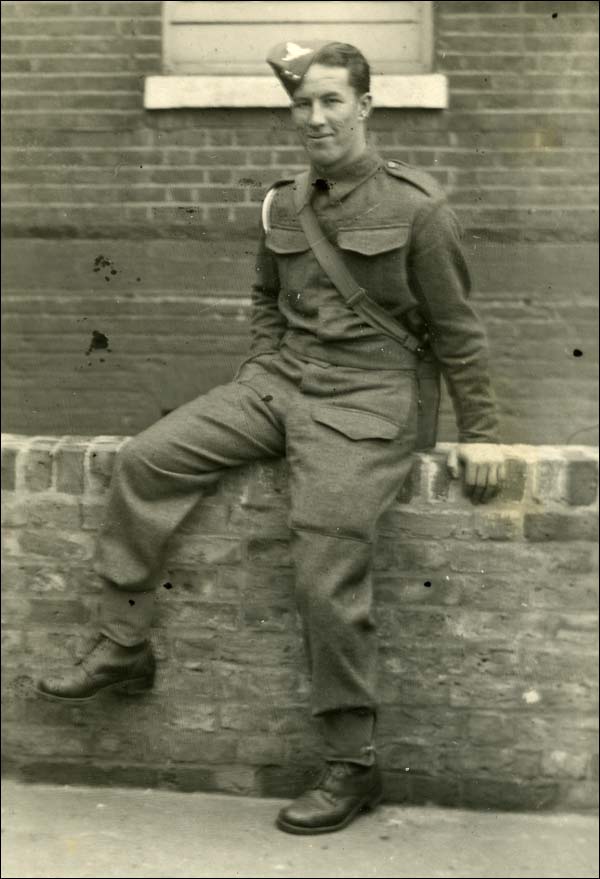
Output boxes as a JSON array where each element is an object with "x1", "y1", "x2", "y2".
[{"x1": 1, "y1": 435, "x2": 598, "y2": 811}]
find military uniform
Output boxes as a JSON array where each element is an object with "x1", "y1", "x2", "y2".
[
  {"x1": 38, "y1": 38, "x2": 500, "y2": 831},
  {"x1": 91, "y1": 143, "x2": 497, "y2": 749}
]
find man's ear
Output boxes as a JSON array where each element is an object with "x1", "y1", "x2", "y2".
[{"x1": 358, "y1": 92, "x2": 373, "y2": 121}]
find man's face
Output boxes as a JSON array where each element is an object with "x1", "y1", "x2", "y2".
[{"x1": 291, "y1": 64, "x2": 372, "y2": 170}]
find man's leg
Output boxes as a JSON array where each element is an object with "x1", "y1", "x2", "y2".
[
  {"x1": 94, "y1": 370, "x2": 286, "y2": 645},
  {"x1": 37, "y1": 360, "x2": 286, "y2": 700},
  {"x1": 278, "y1": 362, "x2": 418, "y2": 833}
]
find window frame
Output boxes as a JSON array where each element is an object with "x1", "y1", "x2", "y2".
[{"x1": 144, "y1": 1, "x2": 447, "y2": 109}]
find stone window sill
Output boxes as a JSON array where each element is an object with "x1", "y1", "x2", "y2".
[{"x1": 144, "y1": 74, "x2": 448, "y2": 110}]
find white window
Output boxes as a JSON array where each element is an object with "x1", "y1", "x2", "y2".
[{"x1": 145, "y1": 1, "x2": 447, "y2": 109}]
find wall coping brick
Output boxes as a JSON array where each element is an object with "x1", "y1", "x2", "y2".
[
  {"x1": 2, "y1": 435, "x2": 598, "y2": 506},
  {"x1": 1, "y1": 435, "x2": 598, "y2": 811}
]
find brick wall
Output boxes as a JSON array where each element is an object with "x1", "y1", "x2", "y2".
[
  {"x1": 2, "y1": 1, "x2": 598, "y2": 240},
  {"x1": 1, "y1": 1, "x2": 598, "y2": 442},
  {"x1": 2, "y1": 435, "x2": 598, "y2": 810}
]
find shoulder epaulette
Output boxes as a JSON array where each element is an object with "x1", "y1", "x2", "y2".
[
  {"x1": 261, "y1": 179, "x2": 293, "y2": 233},
  {"x1": 383, "y1": 160, "x2": 443, "y2": 198}
]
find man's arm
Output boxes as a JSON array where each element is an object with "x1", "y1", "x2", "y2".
[
  {"x1": 408, "y1": 199, "x2": 505, "y2": 501},
  {"x1": 249, "y1": 227, "x2": 287, "y2": 354}
]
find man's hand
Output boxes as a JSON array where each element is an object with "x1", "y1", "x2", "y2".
[{"x1": 447, "y1": 443, "x2": 506, "y2": 503}]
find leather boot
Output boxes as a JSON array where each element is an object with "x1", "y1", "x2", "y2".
[
  {"x1": 36, "y1": 635, "x2": 156, "y2": 702},
  {"x1": 276, "y1": 761, "x2": 383, "y2": 835}
]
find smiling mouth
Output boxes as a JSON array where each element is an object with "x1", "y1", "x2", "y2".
[{"x1": 307, "y1": 134, "x2": 333, "y2": 141}]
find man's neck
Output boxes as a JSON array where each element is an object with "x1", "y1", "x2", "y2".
[{"x1": 310, "y1": 144, "x2": 372, "y2": 180}]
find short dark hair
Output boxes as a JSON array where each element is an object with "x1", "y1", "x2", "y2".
[{"x1": 311, "y1": 42, "x2": 371, "y2": 96}]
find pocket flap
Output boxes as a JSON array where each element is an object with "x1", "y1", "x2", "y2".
[
  {"x1": 311, "y1": 405, "x2": 399, "y2": 440},
  {"x1": 266, "y1": 227, "x2": 310, "y2": 254},
  {"x1": 337, "y1": 225, "x2": 410, "y2": 256}
]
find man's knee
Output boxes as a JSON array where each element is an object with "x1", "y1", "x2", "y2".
[
  {"x1": 114, "y1": 428, "x2": 164, "y2": 481},
  {"x1": 294, "y1": 565, "x2": 375, "y2": 633},
  {"x1": 291, "y1": 525, "x2": 374, "y2": 609},
  {"x1": 113, "y1": 411, "x2": 223, "y2": 488}
]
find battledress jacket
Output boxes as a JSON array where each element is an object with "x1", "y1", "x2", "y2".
[{"x1": 249, "y1": 150, "x2": 499, "y2": 444}]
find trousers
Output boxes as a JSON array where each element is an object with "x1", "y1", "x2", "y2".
[{"x1": 93, "y1": 345, "x2": 418, "y2": 718}]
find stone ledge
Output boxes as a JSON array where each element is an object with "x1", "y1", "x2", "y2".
[
  {"x1": 144, "y1": 74, "x2": 449, "y2": 109},
  {"x1": 2, "y1": 436, "x2": 598, "y2": 508}
]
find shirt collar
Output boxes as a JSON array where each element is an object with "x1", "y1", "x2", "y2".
[{"x1": 294, "y1": 148, "x2": 383, "y2": 212}]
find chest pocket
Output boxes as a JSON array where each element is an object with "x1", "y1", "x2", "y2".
[
  {"x1": 336, "y1": 224, "x2": 411, "y2": 305},
  {"x1": 266, "y1": 227, "x2": 319, "y2": 300},
  {"x1": 337, "y1": 224, "x2": 409, "y2": 256},
  {"x1": 267, "y1": 223, "x2": 413, "y2": 311},
  {"x1": 266, "y1": 227, "x2": 310, "y2": 255}
]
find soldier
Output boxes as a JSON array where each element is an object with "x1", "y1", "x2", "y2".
[{"x1": 37, "y1": 41, "x2": 506, "y2": 834}]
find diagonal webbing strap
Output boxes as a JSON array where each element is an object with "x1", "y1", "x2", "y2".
[{"x1": 296, "y1": 201, "x2": 422, "y2": 354}]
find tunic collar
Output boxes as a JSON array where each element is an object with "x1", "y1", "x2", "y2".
[{"x1": 293, "y1": 148, "x2": 383, "y2": 212}]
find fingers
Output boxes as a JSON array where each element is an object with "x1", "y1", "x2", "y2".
[
  {"x1": 485, "y1": 462, "x2": 506, "y2": 500},
  {"x1": 468, "y1": 464, "x2": 503, "y2": 503},
  {"x1": 479, "y1": 463, "x2": 501, "y2": 503},
  {"x1": 479, "y1": 478, "x2": 501, "y2": 503},
  {"x1": 470, "y1": 464, "x2": 489, "y2": 503},
  {"x1": 464, "y1": 460, "x2": 478, "y2": 494},
  {"x1": 452, "y1": 450, "x2": 507, "y2": 503},
  {"x1": 447, "y1": 449, "x2": 460, "y2": 479},
  {"x1": 483, "y1": 461, "x2": 507, "y2": 502}
]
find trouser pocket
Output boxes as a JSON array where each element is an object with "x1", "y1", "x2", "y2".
[
  {"x1": 288, "y1": 402, "x2": 416, "y2": 542},
  {"x1": 310, "y1": 405, "x2": 402, "y2": 441}
]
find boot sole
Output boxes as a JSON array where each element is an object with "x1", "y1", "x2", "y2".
[
  {"x1": 276, "y1": 788, "x2": 383, "y2": 835},
  {"x1": 35, "y1": 674, "x2": 155, "y2": 703}
]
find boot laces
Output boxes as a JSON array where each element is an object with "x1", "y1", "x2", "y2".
[
  {"x1": 75, "y1": 634, "x2": 106, "y2": 666},
  {"x1": 314, "y1": 762, "x2": 354, "y2": 791}
]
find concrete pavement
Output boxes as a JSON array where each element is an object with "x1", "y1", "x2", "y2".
[{"x1": 1, "y1": 780, "x2": 598, "y2": 879}]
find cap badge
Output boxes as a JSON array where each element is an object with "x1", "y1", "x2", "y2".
[{"x1": 282, "y1": 42, "x2": 313, "y2": 63}]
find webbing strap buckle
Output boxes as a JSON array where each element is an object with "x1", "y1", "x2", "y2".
[{"x1": 347, "y1": 286, "x2": 367, "y2": 306}]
